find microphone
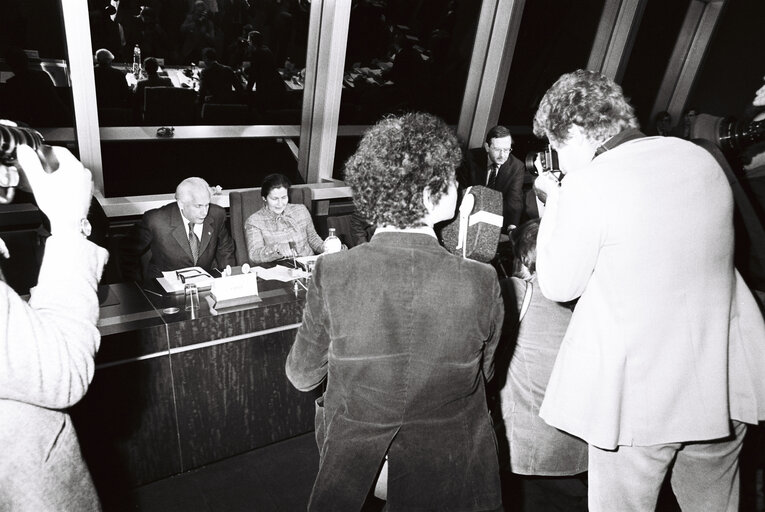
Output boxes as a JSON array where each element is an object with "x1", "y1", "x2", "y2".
[{"x1": 288, "y1": 240, "x2": 297, "y2": 268}]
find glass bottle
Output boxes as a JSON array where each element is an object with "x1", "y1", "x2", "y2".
[
  {"x1": 132, "y1": 44, "x2": 142, "y2": 77},
  {"x1": 324, "y1": 228, "x2": 341, "y2": 254}
]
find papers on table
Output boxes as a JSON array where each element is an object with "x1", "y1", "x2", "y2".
[
  {"x1": 157, "y1": 267, "x2": 214, "y2": 293},
  {"x1": 254, "y1": 265, "x2": 308, "y2": 282}
]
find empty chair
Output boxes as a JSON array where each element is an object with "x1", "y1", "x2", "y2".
[{"x1": 143, "y1": 86, "x2": 198, "y2": 125}]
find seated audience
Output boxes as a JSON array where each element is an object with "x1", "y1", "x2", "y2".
[
  {"x1": 497, "y1": 218, "x2": 587, "y2": 511},
  {"x1": 0, "y1": 46, "x2": 71, "y2": 127},
  {"x1": 94, "y1": 48, "x2": 132, "y2": 109},
  {"x1": 286, "y1": 112, "x2": 504, "y2": 510},
  {"x1": 243, "y1": 30, "x2": 286, "y2": 113},
  {"x1": 198, "y1": 47, "x2": 243, "y2": 105},
  {"x1": 244, "y1": 174, "x2": 325, "y2": 264},
  {"x1": 180, "y1": 1, "x2": 216, "y2": 64},
  {"x1": 124, "y1": 177, "x2": 235, "y2": 282},
  {"x1": 134, "y1": 56, "x2": 174, "y2": 119}
]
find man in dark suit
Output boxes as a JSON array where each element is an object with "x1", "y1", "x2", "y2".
[
  {"x1": 125, "y1": 177, "x2": 235, "y2": 282},
  {"x1": 198, "y1": 47, "x2": 243, "y2": 105},
  {"x1": 133, "y1": 56, "x2": 173, "y2": 120},
  {"x1": 459, "y1": 125, "x2": 525, "y2": 232},
  {"x1": 93, "y1": 48, "x2": 132, "y2": 109}
]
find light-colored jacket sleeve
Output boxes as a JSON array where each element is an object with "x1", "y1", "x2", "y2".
[
  {"x1": 0, "y1": 235, "x2": 108, "y2": 409},
  {"x1": 536, "y1": 171, "x2": 603, "y2": 302},
  {"x1": 245, "y1": 212, "x2": 280, "y2": 264}
]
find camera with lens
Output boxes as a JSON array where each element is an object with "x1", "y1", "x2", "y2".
[
  {"x1": 0, "y1": 123, "x2": 58, "y2": 204},
  {"x1": 685, "y1": 111, "x2": 765, "y2": 154},
  {"x1": 525, "y1": 145, "x2": 564, "y2": 183}
]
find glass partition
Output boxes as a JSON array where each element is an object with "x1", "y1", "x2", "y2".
[
  {"x1": 87, "y1": 1, "x2": 309, "y2": 127},
  {"x1": 619, "y1": 0, "x2": 692, "y2": 132},
  {"x1": 498, "y1": 0, "x2": 606, "y2": 128},
  {"x1": 101, "y1": 136, "x2": 301, "y2": 197},
  {"x1": 338, "y1": 0, "x2": 482, "y2": 126},
  {"x1": 0, "y1": 0, "x2": 75, "y2": 130}
]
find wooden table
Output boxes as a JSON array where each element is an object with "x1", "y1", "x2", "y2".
[{"x1": 70, "y1": 275, "x2": 318, "y2": 497}]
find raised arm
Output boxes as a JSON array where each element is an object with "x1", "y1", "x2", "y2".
[{"x1": 0, "y1": 145, "x2": 108, "y2": 409}]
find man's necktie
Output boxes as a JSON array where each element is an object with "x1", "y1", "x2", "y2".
[
  {"x1": 188, "y1": 222, "x2": 200, "y2": 264},
  {"x1": 487, "y1": 164, "x2": 498, "y2": 189}
]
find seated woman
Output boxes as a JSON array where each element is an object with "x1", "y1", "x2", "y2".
[
  {"x1": 244, "y1": 173, "x2": 325, "y2": 264},
  {"x1": 498, "y1": 218, "x2": 588, "y2": 511}
]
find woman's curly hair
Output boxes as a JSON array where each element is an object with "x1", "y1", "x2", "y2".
[
  {"x1": 533, "y1": 69, "x2": 638, "y2": 146},
  {"x1": 344, "y1": 112, "x2": 461, "y2": 228}
]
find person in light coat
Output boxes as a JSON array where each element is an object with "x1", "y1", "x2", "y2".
[
  {"x1": 532, "y1": 69, "x2": 765, "y2": 512},
  {"x1": 0, "y1": 142, "x2": 109, "y2": 511}
]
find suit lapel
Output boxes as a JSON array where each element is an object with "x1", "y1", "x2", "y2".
[
  {"x1": 199, "y1": 215, "x2": 214, "y2": 257},
  {"x1": 170, "y1": 206, "x2": 194, "y2": 261},
  {"x1": 493, "y1": 161, "x2": 509, "y2": 189}
]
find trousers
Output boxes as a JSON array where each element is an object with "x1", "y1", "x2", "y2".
[{"x1": 588, "y1": 421, "x2": 747, "y2": 512}]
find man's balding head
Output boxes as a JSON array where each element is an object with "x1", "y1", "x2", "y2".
[{"x1": 176, "y1": 177, "x2": 212, "y2": 224}]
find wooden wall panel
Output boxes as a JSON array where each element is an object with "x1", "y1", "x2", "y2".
[{"x1": 172, "y1": 329, "x2": 319, "y2": 471}]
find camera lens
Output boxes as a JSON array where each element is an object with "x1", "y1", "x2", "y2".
[{"x1": 525, "y1": 151, "x2": 540, "y2": 176}]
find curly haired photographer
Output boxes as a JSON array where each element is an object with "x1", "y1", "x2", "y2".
[
  {"x1": 0, "y1": 139, "x2": 108, "y2": 511},
  {"x1": 532, "y1": 69, "x2": 765, "y2": 511}
]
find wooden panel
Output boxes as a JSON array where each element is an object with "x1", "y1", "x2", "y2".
[
  {"x1": 165, "y1": 290, "x2": 305, "y2": 349},
  {"x1": 71, "y1": 355, "x2": 181, "y2": 493},
  {"x1": 172, "y1": 329, "x2": 319, "y2": 471}
]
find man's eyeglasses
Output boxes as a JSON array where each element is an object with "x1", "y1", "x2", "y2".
[{"x1": 490, "y1": 146, "x2": 512, "y2": 154}]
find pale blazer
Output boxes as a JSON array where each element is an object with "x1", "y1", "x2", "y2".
[
  {"x1": 0, "y1": 235, "x2": 108, "y2": 511},
  {"x1": 536, "y1": 135, "x2": 765, "y2": 450}
]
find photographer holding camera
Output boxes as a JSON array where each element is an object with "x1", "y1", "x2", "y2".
[
  {"x1": 531, "y1": 69, "x2": 765, "y2": 511},
  {"x1": 0, "y1": 137, "x2": 108, "y2": 510}
]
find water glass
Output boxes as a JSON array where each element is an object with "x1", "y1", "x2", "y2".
[{"x1": 184, "y1": 282, "x2": 200, "y2": 311}]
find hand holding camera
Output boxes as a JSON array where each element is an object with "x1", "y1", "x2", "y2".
[{"x1": 16, "y1": 144, "x2": 93, "y2": 237}]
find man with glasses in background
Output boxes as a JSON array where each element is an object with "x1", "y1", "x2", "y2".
[{"x1": 458, "y1": 125, "x2": 525, "y2": 233}]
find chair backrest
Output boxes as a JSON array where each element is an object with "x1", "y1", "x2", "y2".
[
  {"x1": 229, "y1": 187, "x2": 313, "y2": 265},
  {"x1": 326, "y1": 214, "x2": 356, "y2": 249},
  {"x1": 143, "y1": 86, "x2": 198, "y2": 125}
]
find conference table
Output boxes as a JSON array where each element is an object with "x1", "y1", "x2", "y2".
[{"x1": 70, "y1": 270, "x2": 318, "y2": 497}]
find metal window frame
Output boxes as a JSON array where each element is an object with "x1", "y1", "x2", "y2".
[
  {"x1": 457, "y1": 0, "x2": 526, "y2": 149},
  {"x1": 650, "y1": 0, "x2": 727, "y2": 128},
  {"x1": 587, "y1": 0, "x2": 647, "y2": 81}
]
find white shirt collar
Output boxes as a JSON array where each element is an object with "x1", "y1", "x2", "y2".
[
  {"x1": 178, "y1": 204, "x2": 203, "y2": 238},
  {"x1": 375, "y1": 225, "x2": 437, "y2": 239}
]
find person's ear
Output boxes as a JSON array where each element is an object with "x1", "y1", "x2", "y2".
[{"x1": 422, "y1": 186, "x2": 435, "y2": 214}]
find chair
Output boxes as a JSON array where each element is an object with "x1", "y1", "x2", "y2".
[
  {"x1": 143, "y1": 86, "x2": 198, "y2": 125},
  {"x1": 201, "y1": 103, "x2": 251, "y2": 125},
  {"x1": 229, "y1": 187, "x2": 313, "y2": 265},
  {"x1": 326, "y1": 214, "x2": 356, "y2": 249}
]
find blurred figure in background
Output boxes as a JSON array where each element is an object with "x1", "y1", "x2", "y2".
[
  {"x1": 0, "y1": 47, "x2": 71, "y2": 127},
  {"x1": 93, "y1": 48, "x2": 131, "y2": 109},
  {"x1": 496, "y1": 218, "x2": 587, "y2": 511}
]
